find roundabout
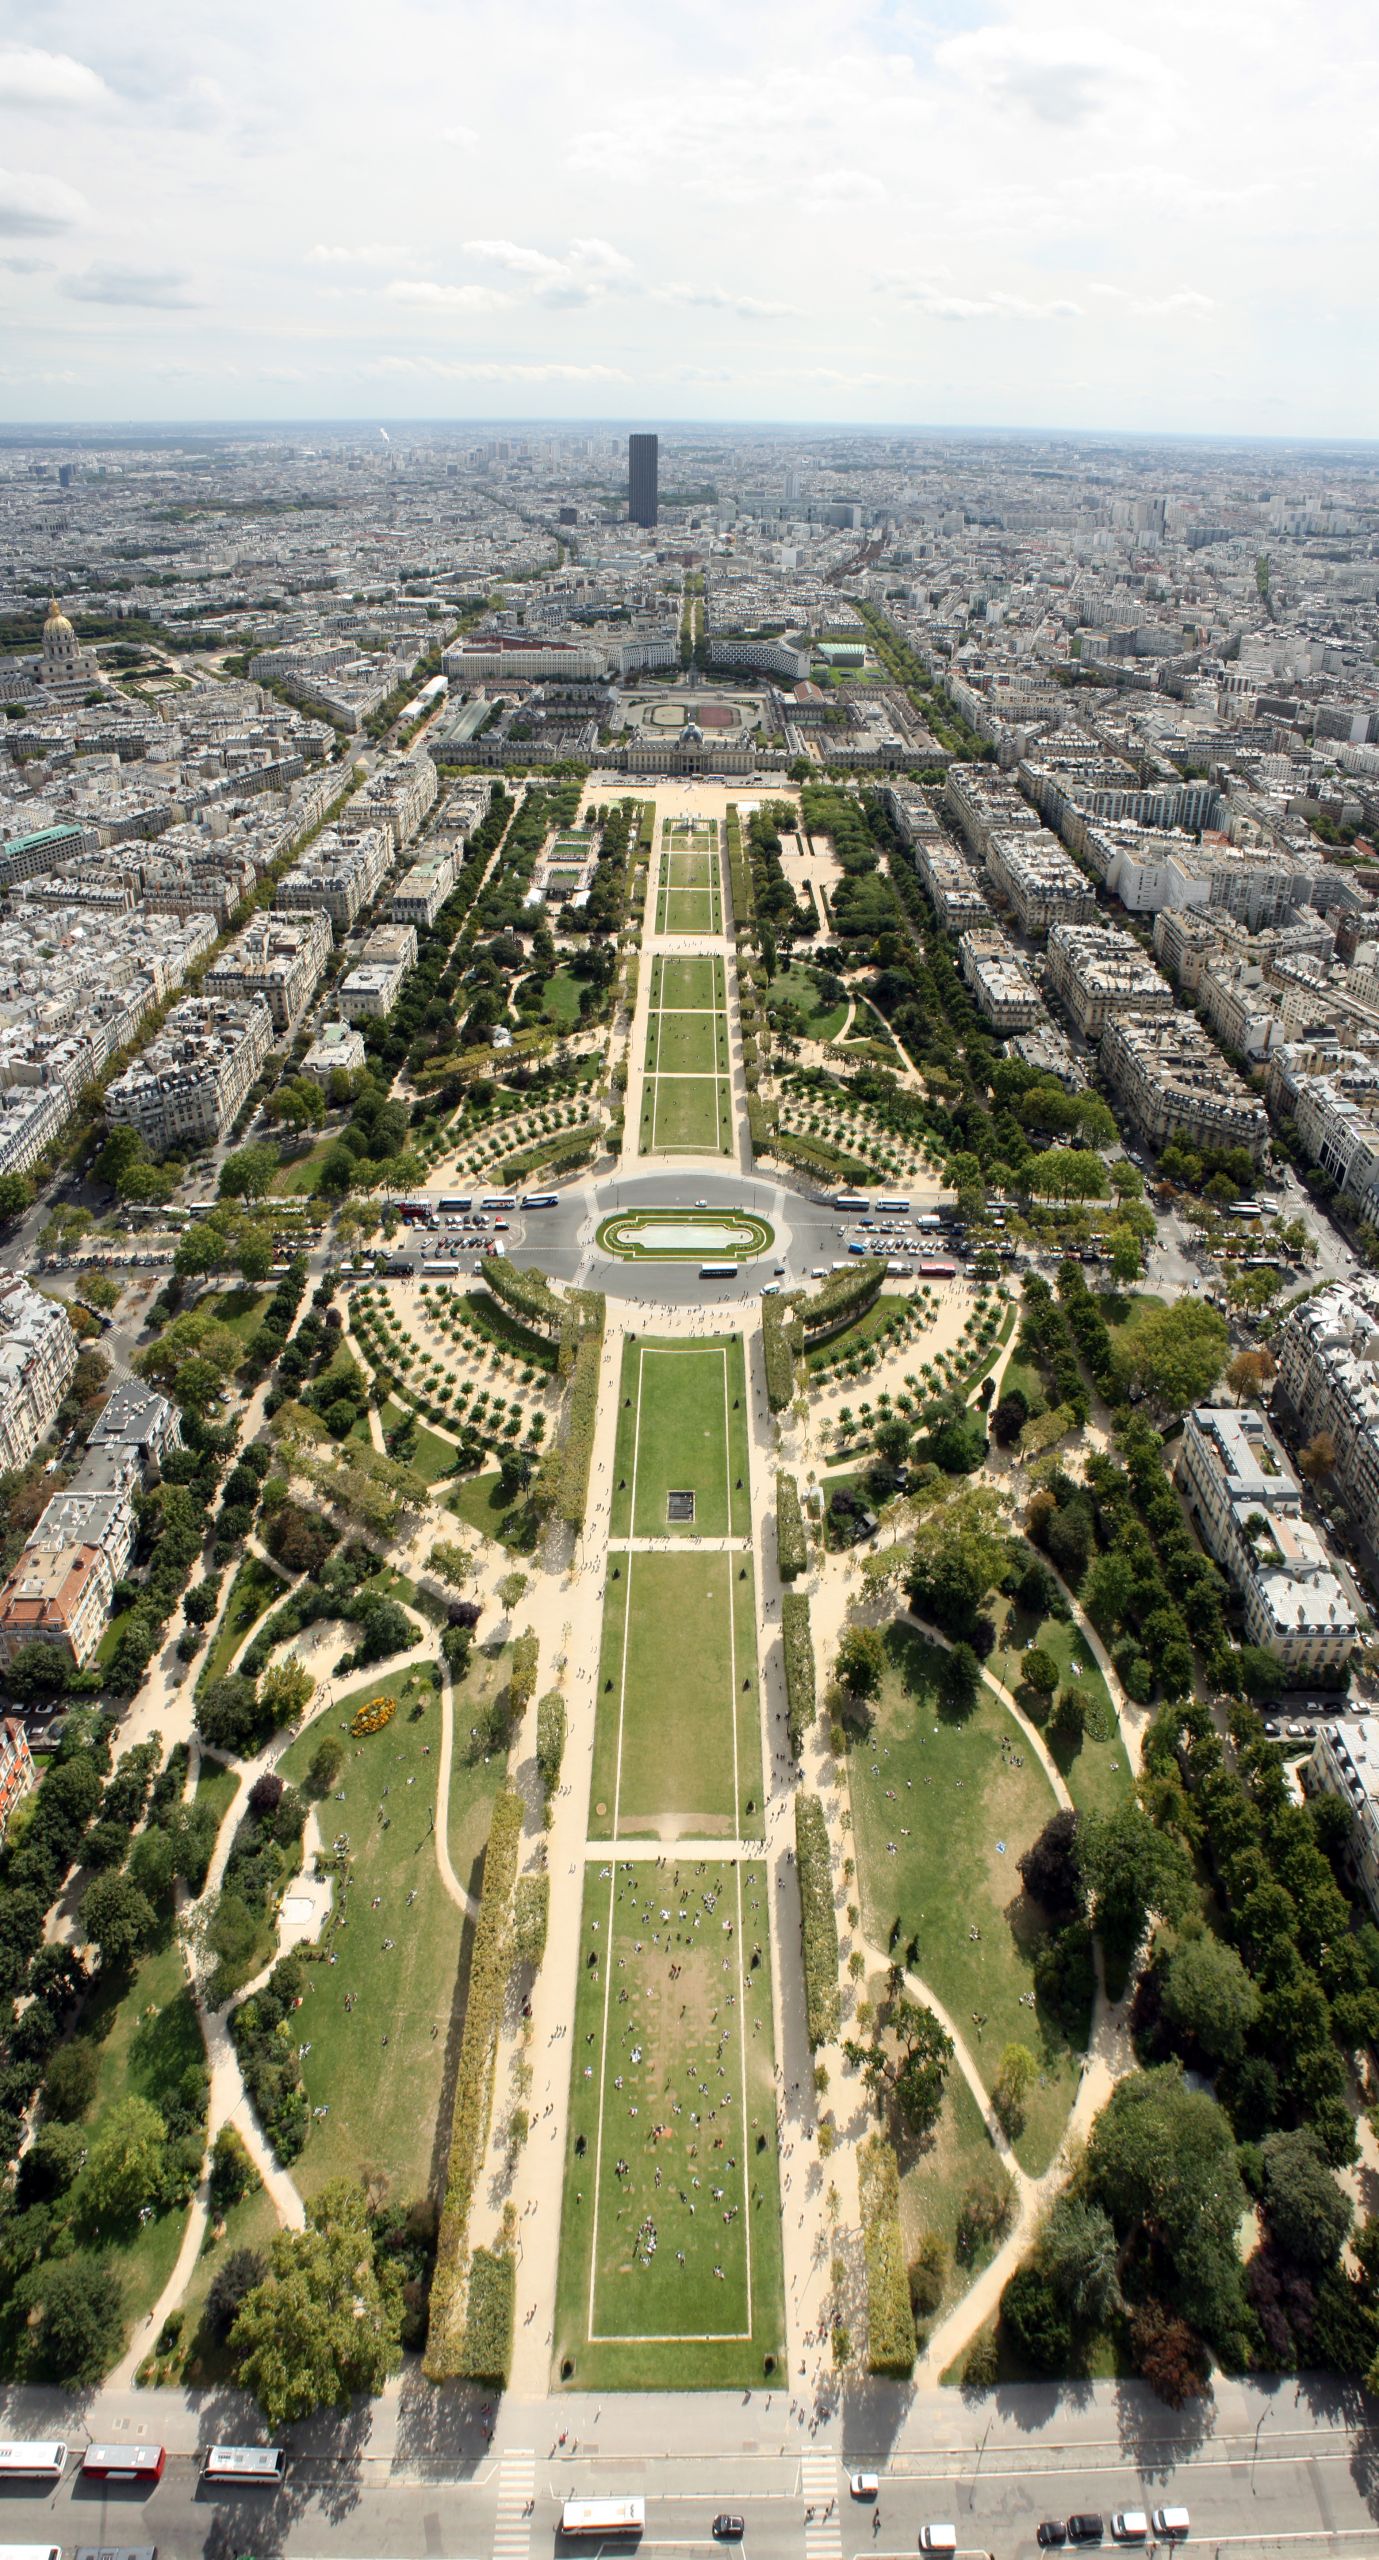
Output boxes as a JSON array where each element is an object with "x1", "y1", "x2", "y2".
[{"x1": 597, "y1": 1205, "x2": 775, "y2": 1262}]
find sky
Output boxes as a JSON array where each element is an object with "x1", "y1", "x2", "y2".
[{"x1": 0, "y1": 0, "x2": 1373, "y2": 435}]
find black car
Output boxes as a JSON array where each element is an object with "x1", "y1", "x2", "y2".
[
  {"x1": 712, "y1": 2518, "x2": 744, "y2": 2542},
  {"x1": 1068, "y1": 2520, "x2": 1105, "y2": 2546},
  {"x1": 1038, "y1": 2528, "x2": 1068, "y2": 2549}
]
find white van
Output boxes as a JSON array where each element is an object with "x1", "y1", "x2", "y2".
[
  {"x1": 849, "y1": 2474, "x2": 879, "y2": 2500},
  {"x1": 919, "y1": 2529, "x2": 957, "y2": 2553},
  {"x1": 1152, "y1": 2512, "x2": 1189, "y2": 2542}
]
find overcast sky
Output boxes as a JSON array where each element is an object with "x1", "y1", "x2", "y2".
[{"x1": 0, "y1": 0, "x2": 1372, "y2": 436}]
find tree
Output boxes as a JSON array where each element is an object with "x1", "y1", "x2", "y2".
[
  {"x1": 1001, "y1": 2264, "x2": 1071, "y2": 2371},
  {"x1": 906, "y1": 1480, "x2": 1008, "y2": 1642},
  {"x1": 1123, "y1": 1300, "x2": 1229, "y2": 1414},
  {"x1": 847, "y1": 1996, "x2": 954, "y2": 2140},
  {"x1": 230, "y1": 2177, "x2": 403, "y2": 2421},
  {"x1": 1020, "y1": 1645, "x2": 1059, "y2": 1707},
  {"x1": 219, "y1": 1142, "x2": 279, "y2": 1202},
  {"x1": 1108, "y1": 1229, "x2": 1142, "y2": 1286},
  {"x1": 79, "y1": 2096, "x2": 168, "y2": 2224},
  {"x1": 836, "y1": 1623, "x2": 886, "y2": 1703},
  {"x1": 208, "y1": 2125, "x2": 258, "y2": 2214},
  {"x1": 1080, "y1": 1804, "x2": 1195, "y2": 1957},
  {"x1": 0, "y1": 1170, "x2": 34, "y2": 1219},
  {"x1": 195, "y1": 1673, "x2": 270, "y2": 1758},
  {"x1": 1162, "y1": 1935, "x2": 1260, "y2": 2066},
  {"x1": 1130, "y1": 2299, "x2": 1209, "y2": 2406},
  {"x1": 81, "y1": 1872, "x2": 158, "y2": 1970},
  {"x1": 207, "y1": 2246, "x2": 268, "y2": 2339},
  {"x1": 993, "y1": 2041, "x2": 1036, "y2": 2138},
  {"x1": 1260, "y1": 2129, "x2": 1353, "y2": 2275},
  {"x1": 1298, "y1": 1429, "x2": 1338, "y2": 1484},
  {"x1": 261, "y1": 1657, "x2": 315, "y2": 1730},
  {"x1": 1019, "y1": 1808, "x2": 1082, "y2": 1922},
  {"x1": 17, "y1": 2254, "x2": 123, "y2": 2384},
  {"x1": 938, "y1": 1641, "x2": 981, "y2": 1721},
  {"x1": 1085, "y1": 2065, "x2": 1247, "y2": 2344},
  {"x1": 42, "y1": 2038, "x2": 99, "y2": 2121},
  {"x1": 1037, "y1": 2195, "x2": 1121, "y2": 2327},
  {"x1": 496, "y1": 1569, "x2": 530, "y2": 1613}
]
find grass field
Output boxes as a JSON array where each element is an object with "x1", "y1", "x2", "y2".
[
  {"x1": 659, "y1": 888, "x2": 722, "y2": 934},
  {"x1": 645, "y1": 1012, "x2": 726, "y2": 1076},
  {"x1": 654, "y1": 956, "x2": 723, "y2": 1009},
  {"x1": 896, "y1": 2061, "x2": 1013, "y2": 2326},
  {"x1": 553, "y1": 1856, "x2": 786, "y2": 2389},
  {"x1": 609, "y1": 1336, "x2": 751, "y2": 1540},
  {"x1": 590, "y1": 1552, "x2": 762, "y2": 1838},
  {"x1": 642, "y1": 1074, "x2": 732, "y2": 1153},
  {"x1": 196, "y1": 1553, "x2": 288, "y2": 1695},
  {"x1": 276, "y1": 1656, "x2": 505, "y2": 2202},
  {"x1": 849, "y1": 1619, "x2": 1085, "y2": 2176},
  {"x1": 539, "y1": 967, "x2": 584, "y2": 1026},
  {"x1": 765, "y1": 967, "x2": 848, "y2": 1043},
  {"x1": 449, "y1": 1467, "x2": 541, "y2": 1551},
  {"x1": 989, "y1": 1590, "x2": 1132, "y2": 1822},
  {"x1": 76, "y1": 1934, "x2": 205, "y2": 2366}
]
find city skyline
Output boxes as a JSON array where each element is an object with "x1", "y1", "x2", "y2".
[{"x1": 0, "y1": 0, "x2": 1373, "y2": 434}]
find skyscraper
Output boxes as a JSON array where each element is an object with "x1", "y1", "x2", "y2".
[{"x1": 628, "y1": 432, "x2": 658, "y2": 529}]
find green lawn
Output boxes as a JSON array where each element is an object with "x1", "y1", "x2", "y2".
[
  {"x1": 896, "y1": 2060, "x2": 1013, "y2": 2327},
  {"x1": 449, "y1": 1469, "x2": 541, "y2": 1552},
  {"x1": 276, "y1": 1658, "x2": 503, "y2": 2203},
  {"x1": 540, "y1": 967, "x2": 585, "y2": 1027},
  {"x1": 194, "y1": 1755, "x2": 240, "y2": 1832},
  {"x1": 806, "y1": 1294, "x2": 913, "y2": 1371},
  {"x1": 988, "y1": 1593, "x2": 1131, "y2": 1821},
  {"x1": 645, "y1": 1012, "x2": 725, "y2": 1077},
  {"x1": 77, "y1": 1934, "x2": 205, "y2": 2365},
  {"x1": 654, "y1": 956, "x2": 723, "y2": 1009},
  {"x1": 196, "y1": 1553, "x2": 288, "y2": 1696},
  {"x1": 202, "y1": 1283, "x2": 267, "y2": 1341},
  {"x1": 849, "y1": 1620, "x2": 1086, "y2": 2175},
  {"x1": 609, "y1": 1336, "x2": 750, "y2": 1540},
  {"x1": 553, "y1": 1857, "x2": 785, "y2": 2390},
  {"x1": 663, "y1": 849, "x2": 715, "y2": 888},
  {"x1": 658, "y1": 887, "x2": 722, "y2": 935},
  {"x1": 642, "y1": 1075, "x2": 732, "y2": 1153},
  {"x1": 766, "y1": 968, "x2": 847, "y2": 1043},
  {"x1": 175, "y1": 2179, "x2": 282, "y2": 2385},
  {"x1": 590, "y1": 1551, "x2": 762, "y2": 1839},
  {"x1": 271, "y1": 1139, "x2": 337, "y2": 1197}
]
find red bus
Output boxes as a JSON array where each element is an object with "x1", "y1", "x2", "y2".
[{"x1": 82, "y1": 2444, "x2": 166, "y2": 2483}]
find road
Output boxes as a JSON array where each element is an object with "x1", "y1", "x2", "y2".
[{"x1": 1, "y1": 2377, "x2": 1377, "y2": 2560}]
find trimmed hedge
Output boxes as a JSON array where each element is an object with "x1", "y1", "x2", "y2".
[
  {"x1": 509, "y1": 1628, "x2": 539, "y2": 1721},
  {"x1": 781, "y1": 1591, "x2": 816, "y2": 1759},
  {"x1": 536, "y1": 1687, "x2": 566, "y2": 1814},
  {"x1": 794, "y1": 1259, "x2": 886, "y2": 1338},
  {"x1": 555, "y1": 1317, "x2": 602, "y2": 1526},
  {"x1": 453, "y1": 2245, "x2": 515, "y2": 2384},
  {"x1": 859, "y1": 2134, "x2": 916, "y2": 2376},
  {"x1": 776, "y1": 1470, "x2": 807, "y2": 1582},
  {"x1": 424, "y1": 1788, "x2": 522, "y2": 2378},
  {"x1": 795, "y1": 1790, "x2": 840, "y2": 2048},
  {"x1": 766, "y1": 1129, "x2": 875, "y2": 1186},
  {"x1": 484, "y1": 1257, "x2": 563, "y2": 1335},
  {"x1": 746, "y1": 1095, "x2": 777, "y2": 1158},
  {"x1": 465, "y1": 1287, "x2": 558, "y2": 1371},
  {"x1": 726, "y1": 803, "x2": 753, "y2": 924},
  {"x1": 762, "y1": 1299, "x2": 796, "y2": 1414},
  {"x1": 512, "y1": 1871, "x2": 549, "y2": 1969},
  {"x1": 496, "y1": 1132, "x2": 597, "y2": 1189}
]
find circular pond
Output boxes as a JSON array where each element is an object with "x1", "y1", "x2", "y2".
[{"x1": 597, "y1": 1208, "x2": 774, "y2": 1262}]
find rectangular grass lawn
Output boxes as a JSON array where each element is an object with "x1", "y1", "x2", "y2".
[
  {"x1": 645, "y1": 1011, "x2": 725, "y2": 1078},
  {"x1": 660, "y1": 887, "x2": 721, "y2": 934},
  {"x1": 609, "y1": 1336, "x2": 750, "y2": 1540},
  {"x1": 589, "y1": 1550, "x2": 762, "y2": 1838},
  {"x1": 849, "y1": 1619, "x2": 1085, "y2": 2175},
  {"x1": 666, "y1": 850, "x2": 715, "y2": 889},
  {"x1": 553, "y1": 1856, "x2": 785, "y2": 2389},
  {"x1": 644, "y1": 1074, "x2": 731, "y2": 1152},
  {"x1": 656, "y1": 955, "x2": 722, "y2": 1009},
  {"x1": 276, "y1": 1656, "x2": 505, "y2": 2201}
]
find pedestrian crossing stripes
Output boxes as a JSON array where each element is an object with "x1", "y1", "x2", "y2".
[
  {"x1": 802, "y1": 2451, "x2": 842, "y2": 2560},
  {"x1": 493, "y1": 2447, "x2": 536, "y2": 2560}
]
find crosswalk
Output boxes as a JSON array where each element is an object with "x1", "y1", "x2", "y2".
[
  {"x1": 493, "y1": 2446, "x2": 535, "y2": 2560},
  {"x1": 802, "y1": 2450, "x2": 842, "y2": 2560}
]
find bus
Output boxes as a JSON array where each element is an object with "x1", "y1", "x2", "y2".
[
  {"x1": 438, "y1": 1195, "x2": 472, "y2": 1213},
  {"x1": 201, "y1": 2445, "x2": 286, "y2": 2487},
  {"x1": 479, "y1": 1194, "x2": 515, "y2": 1211},
  {"x1": 82, "y1": 2444, "x2": 166, "y2": 2482},
  {"x1": 876, "y1": 1197, "x2": 910, "y2": 1214},
  {"x1": 0, "y1": 2546, "x2": 62, "y2": 2560},
  {"x1": 1229, "y1": 1200, "x2": 1262, "y2": 1220},
  {"x1": 918, "y1": 1260, "x2": 959, "y2": 1279},
  {"x1": 522, "y1": 1192, "x2": 559, "y2": 1208},
  {"x1": 914, "y1": 1212, "x2": 943, "y2": 1232},
  {"x1": 0, "y1": 2448, "x2": 66, "y2": 2481},
  {"x1": 833, "y1": 1192, "x2": 867, "y2": 1212},
  {"x1": 421, "y1": 1259, "x2": 461, "y2": 1276},
  {"x1": 699, "y1": 1263, "x2": 738, "y2": 1279},
  {"x1": 398, "y1": 1200, "x2": 434, "y2": 1226},
  {"x1": 560, "y1": 2499, "x2": 645, "y2": 2538},
  {"x1": 847, "y1": 1241, "x2": 868, "y2": 1255}
]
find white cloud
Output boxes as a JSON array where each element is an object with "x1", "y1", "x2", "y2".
[
  {"x1": 936, "y1": 23, "x2": 1171, "y2": 129},
  {"x1": 309, "y1": 242, "x2": 411, "y2": 268},
  {"x1": 879, "y1": 272, "x2": 1084, "y2": 321},
  {"x1": 462, "y1": 235, "x2": 635, "y2": 303},
  {"x1": 0, "y1": 167, "x2": 87, "y2": 237},
  {"x1": 0, "y1": 46, "x2": 108, "y2": 109},
  {"x1": 813, "y1": 168, "x2": 885, "y2": 204},
  {"x1": 655, "y1": 283, "x2": 794, "y2": 320},
  {"x1": 385, "y1": 278, "x2": 511, "y2": 311},
  {"x1": 441, "y1": 123, "x2": 478, "y2": 146},
  {"x1": 367, "y1": 355, "x2": 631, "y2": 383},
  {"x1": 64, "y1": 264, "x2": 200, "y2": 308}
]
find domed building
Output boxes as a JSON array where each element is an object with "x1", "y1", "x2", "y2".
[{"x1": 36, "y1": 597, "x2": 96, "y2": 691}]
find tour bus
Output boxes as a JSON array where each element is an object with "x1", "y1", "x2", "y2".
[
  {"x1": 421, "y1": 1258, "x2": 461, "y2": 1277},
  {"x1": 82, "y1": 2443, "x2": 166, "y2": 2482},
  {"x1": 914, "y1": 1212, "x2": 943, "y2": 1232},
  {"x1": 833, "y1": 1192, "x2": 867, "y2": 1212},
  {"x1": 398, "y1": 1199, "x2": 434, "y2": 1226},
  {"x1": 876, "y1": 1196, "x2": 910, "y2": 1214},
  {"x1": 0, "y1": 2448, "x2": 67, "y2": 2481},
  {"x1": 700, "y1": 1262, "x2": 737, "y2": 1279},
  {"x1": 479, "y1": 1193, "x2": 515, "y2": 1212},
  {"x1": 0, "y1": 2545, "x2": 62, "y2": 2560},
  {"x1": 1229, "y1": 1200, "x2": 1262, "y2": 1220},
  {"x1": 522, "y1": 1191, "x2": 560, "y2": 1208},
  {"x1": 202, "y1": 2445, "x2": 287, "y2": 2487},
  {"x1": 438, "y1": 1195, "x2": 472, "y2": 1213},
  {"x1": 918, "y1": 1259, "x2": 959, "y2": 1279},
  {"x1": 560, "y1": 2498, "x2": 645, "y2": 2539}
]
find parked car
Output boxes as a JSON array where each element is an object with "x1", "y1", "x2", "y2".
[
  {"x1": 711, "y1": 2517, "x2": 744, "y2": 2542},
  {"x1": 1152, "y1": 2510, "x2": 1189, "y2": 2541},
  {"x1": 1037, "y1": 2526, "x2": 1068, "y2": 2548},
  {"x1": 1067, "y1": 2520, "x2": 1105, "y2": 2546},
  {"x1": 1112, "y1": 2516, "x2": 1149, "y2": 2544},
  {"x1": 849, "y1": 2475, "x2": 879, "y2": 2500}
]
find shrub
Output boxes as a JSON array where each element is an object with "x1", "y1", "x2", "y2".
[
  {"x1": 781, "y1": 1592, "x2": 816, "y2": 1759},
  {"x1": 795, "y1": 1791, "x2": 840, "y2": 2047},
  {"x1": 229, "y1": 1954, "x2": 310, "y2": 2164},
  {"x1": 512, "y1": 1872, "x2": 549, "y2": 1969},
  {"x1": 859, "y1": 2135, "x2": 915, "y2": 2376},
  {"x1": 776, "y1": 1471, "x2": 807, "y2": 1582},
  {"x1": 536, "y1": 1688, "x2": 566, "y2": 1813},
  {"x1": 453, "y1": 2245, "x2": 515, "y2": 2384},
  {"x1": 957, "y1": 2167, "x2": 1015, "y2": 2263},
  {"x1": 425, "y1": 1790, "x2": 522, "y2": 2378},
  {"x1": 762, "y1": 1299, "x2": 796, "y2": 1413},
  {"x1": 509, "y1": 1630, "x2": 539, "y2": 1722}
]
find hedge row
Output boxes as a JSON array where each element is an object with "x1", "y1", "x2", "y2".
[
  {"x1": 424, "y1": 1788, "x2": 522, "y2": 2379},
  {"x1": 746, "y1": 1095, "x2": 776, "y2": 1159},
  {"x1": 795, "y1": 1790, "x2": 840, "y2": 2048},
  {"x1": 484, "y1": 1256, "x2": 563, "y2": 1336},
  {"x1": 451, "y1": 2245, "x2": 515, "y2": 2386},
  {"x1": 762, "y1": 1299, "x2": 796, "y2": 1414},
  {"x1": 781, "y1": 1591, "x2": 816, "y2": 1759},
  {"x1": 765, "y1": 1128, "x2": 876, "y2": 1186},
  {"x1": 465, "y1": 1287, "x2": 558, "y2": 1371},
  {"x1": 858, "y1": 2134, "x2": 916, "y2": 2377},
  {"x1": 795, "y1": 1258, "x2": 886, "y2": 1338},
  {"x1": 725, "y1": 803, "x2": 753, "y2": 925},
  {"x1": 553, "y1": 1311, "x2": 603, "y2": 1527},
  {"x1": 536, "y1": 1687, "x2": 566, "y2": 1814},
  {"x1": 513, "y1": 1871, "x2": 549, "y2": 1968},
  {"x1": 776, "y1": 1471, "x2": 807, "y2": 1582},
  {"x1": 509, "y1": 1629, "x2": 539, "y2": 1721},
  {"x1": 495, "y1": 1131, "x2": 597, "y2": 1188}
]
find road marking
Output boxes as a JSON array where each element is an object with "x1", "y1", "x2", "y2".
[
  {"x1": 492, "y1": 2446, "x2": 535, "y2": 2560},
  {"x1": 802, "y1": 2451, "x2": 842, "y2": 2560}
]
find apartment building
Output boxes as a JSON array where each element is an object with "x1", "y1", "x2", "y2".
[
  {"x1": 1044, "y1": 921, "x2": 1174, "y2": 1040},
  {"x1": 0, "y1": 1276, "x2": 77, "y2": 1473},
  {"x1": 274, "y1": 824, "x2": 391, "y2": 933},
  {"x1": 204, "y1": 908, "x2": 331, "y2": 1033},
  {"x1": 957, "y1": 927, "x2": 1045, "y2": 1030},
  {"x1": 391, "y1": 848, "x2": 456, "y2": 928},
  {"x1": 985, "y1": 828, "x2": 1098, "y2": 939},
  {"x1": 301, "y1": 1020, "x2": 368, "y2": 1087},
  {"x1": 1308, "y1": 1720, "x2": 1379, "y2": 1920},
  {"x1": 105, "y1": 994, "x2": 272, "y2": 1152},
  {"x1": 0, "y1": 1717, "x2": 34, "y2": 1841},
  {"x1": 27, "y1": 1475, "x2": 137, "y2": 1583},
  {"x1": 1099, "y1": 1011, "x2": 1269, "y2": 1160},
  {"x1": 338, "y1": 920, "x2": 418, "y2": 1021},
  {"x1": 340, "y1": 751, "x2": 438, "y2": 854},
  {"x1": 0, "y1": 1540, "x2": 113, "y2": 1668},
  {"x1": 1178, "y1": 1404, "x2": 1358, "y2": 1675},
  {"x1": 1275, "y1": 1278, "x2": 1379, "y2": 1539},
  {"x1": 1290, "y1": 1076, "x2": 1379, "y2": 1218},
  {"x1": 85, "y1": 1377, "x2": 181, "y2": 1470}
]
